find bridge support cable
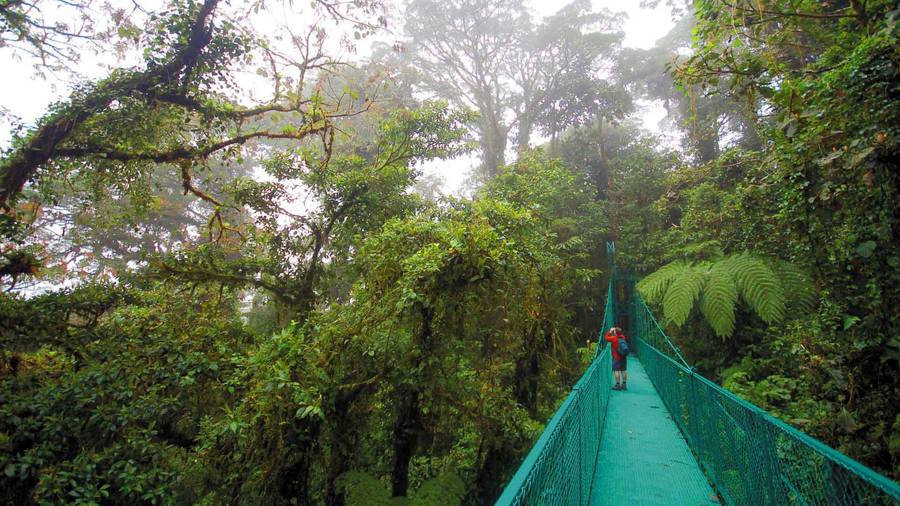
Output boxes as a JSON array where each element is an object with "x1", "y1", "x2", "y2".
[
  {"x1": 497, "y1": 244, "x2": 618, "y2": 505},
  {"x1": 633, "y1": 292, "x2": 900, "y2": 505},
  {"x1": 498, "y1": 243, "x2": 900, "y2": 505}
]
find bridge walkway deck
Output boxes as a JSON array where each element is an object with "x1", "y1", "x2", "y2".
[{"x1": 590, "y1": 357, "x2": 719, "y2": 505}]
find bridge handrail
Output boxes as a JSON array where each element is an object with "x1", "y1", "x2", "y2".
[
  {"x1": 497, "y1": 263, "x2": 617, "y2": 505},
  {"x1": 495, "y1": 344, "x2": 611, "y2": 505},
  {"x1": 635, "y1": 298, "x2": 900, "y2": 505},
  {"x1": 634, "y1": 294, "x2": 691, "y2": 369}
]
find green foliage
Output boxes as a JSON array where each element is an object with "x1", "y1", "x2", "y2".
[
  {"x1": 1, "y1": 1, "x2": 614, "y2": 503},
  {"x1": 0, "y1": 282, "x2": 131, "y2": 349},
  {"x1": 138, "y1": 101, "x2": 473, "y2": 323},
  {"x1": 661, "y1": 264, "x2": 705, "y2": 327},
  {"x1": 0, "y1": 283, "x2": 250, "y2": 504},
  {"x1": 479, "y1": 150, "x2": 607, "y2": 347},
  {"x1": 666, "y1": 1, "x2": 900, "y2": 479},
  {"x1": 699, "y1": 261, "x2": 738, "y2": 337},
  {"x1": 4, "y1": 0, "x2": 897, "y2": 496},
  {"x1": 407, "y1": 472, "x2": 466, "y2": 505},
  {"x1": 336, "y1": 471, "x2": 395, "y2": 505},
  {"x1": 724, "y1": 253, "x2": 784, "y2": 325},
  {"x1": 633, "y1": 261, "x2": 690, "y2": 304},
  {"x1": 335, "y1": 471, "x2": 465, "y2": 506},
  {"x1": 405, "y1": 0, "x2": 627, "y2": 177},
  {"x1": 159, "y1": 156, "x2": 600, "y2": 504},
  {"x1": 638, "y1": 251, "x2": 813, "y2": 338},
  {"x1": 767, "y1": 260, "x2": 816, "y2": 315}
]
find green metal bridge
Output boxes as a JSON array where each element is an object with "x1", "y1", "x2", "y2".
[{"x1": 496, "y1": 244, "x2": 900, "y2": 505}]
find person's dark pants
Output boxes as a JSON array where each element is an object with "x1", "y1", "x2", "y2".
[{"x1": 612, "y1": 357, "x2": 627, "y2": 388}]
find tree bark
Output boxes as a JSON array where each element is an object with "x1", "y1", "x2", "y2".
[
  {"x1": 513, "y1": 322, "x2": 541, "y2": 417},
  {"x1": 474, "y1": 446, "x2": 518, "y2": 504},
  {"x1": 479, "y1": 117, "x2": 508, "y2": 180},
  {"x1": 325, "y1": 385, "x2": 373, "y2": 506},
  {"x1": 390, "y1": 389, "x2": 423, "y2": 497},
  {"x1": 0, "y1": 0, "x2": 220, "y2": 208},
  {"x1": 390, "y1": 304, "x2": 433, "y2": 497},
  {"x1": 277, "y1": 419, "x2": 322, "y2": 506}
]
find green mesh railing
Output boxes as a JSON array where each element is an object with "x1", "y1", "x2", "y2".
[
  {"x1": 495, "y1": 272, "x2": 617, "y2": 505},
  {"x1": 494, "y1": 349, "x2": 611, "y2": 505},
  {"x1": 634, "y1": 294, "x2": 900, "y2": 505},
  {"x1": 498, "y1": 245, "x2": 900, "y2": 506}
]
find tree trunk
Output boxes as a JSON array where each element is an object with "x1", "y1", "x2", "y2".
[
  {"x1": 277, "y1": 419, "x2": 322, "y2": 506},
  {"x1": 390, "y1": 389, "x2": 423, "y2": 497},
  {"x1": 325, "y1": 386, "x2": 372, "y2": 506},
  {"x1": 478, "y1": 115, "x2": 508, "y2": 180},
  {"x1": 516, "y1": 116, "x2": 533, "y2": 153},
  {"x1": 513, "y1": 323, "x2": 541, "y2": 417},
  {"x1": 474, "y1": 445, "x2": 517, "y2": 504},
  {"x1": 390, "y1": 304, "x2": 433, "y2": 497}
]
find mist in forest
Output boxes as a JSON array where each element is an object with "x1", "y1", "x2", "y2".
[{"x1": 1, "y1": 0, "x2": 898, "y2": 504}]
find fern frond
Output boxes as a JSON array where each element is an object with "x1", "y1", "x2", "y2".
[
  {"x1": 636, "y1": 261, "x2": 690, "y2": 303},
  {"x1": 769, "y1": 260, "x2": 816, "y2": 315},
  {"x1": 726, "y1": 253, "x2": 785, "y2": 324},
  {"x1": 663, "y1": 264, "x2": 707, "y2": 327},
  {"x1": 700, "y1": 262, "x2": 738, "y2": 337}
]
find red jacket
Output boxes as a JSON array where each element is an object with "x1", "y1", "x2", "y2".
[{"x1": 604, "y1": 331, "x2": 627, "y2": 360}]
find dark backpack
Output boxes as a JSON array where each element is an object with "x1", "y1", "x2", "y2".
[{"x1": 617, "y1": 336, "x2": 630, "y2": 357}]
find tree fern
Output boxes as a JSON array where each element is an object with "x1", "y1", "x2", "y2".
[
  {"x1": 674, "y1": 240, "x2": 725, "y2": 261},
  {"x1": 635, "y1": 261, "x2": 690, "y2": 303},
  {"x1": 637, "y1": 251, "x2": 814, "y2": 338},
  {"x1": 725, "y1": 252, "x2": 785, "y2": 324},
  {"x1": 768, "y1": 259, "x2": 816, "y2": 315},
  {"x1": 699, "y1": 261, "x2": 738, "y2": 337},
  {"x1": 662, "y1": 264, "x2": 706, "y2": 327}
]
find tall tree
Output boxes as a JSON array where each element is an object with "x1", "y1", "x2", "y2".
[
  {"x1": 0, "y1": 0, "x2": 394, "y2": 289},
  {"x1": 0, "y1": 0, "x2": 389, "y2": 210},
  {"x1": 404, "y1": 0, "x2": 627, "y2": 180},
  {"x1": 148, "y1": 102, "x2": 473, "y2": 322},
  {"x1": 514, "y1": 0, "x2": 629, "y2": 147},
  {"x1": 617, "y1": 14, "x2": 763, "y2": 163},
  {"x1": 404, "y1": 0, "x2": 528, "y2": 179}
]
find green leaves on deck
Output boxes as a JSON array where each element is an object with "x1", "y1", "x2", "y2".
[{"x1": 637, "y1": 252, "x2": 815, "y2": 338}]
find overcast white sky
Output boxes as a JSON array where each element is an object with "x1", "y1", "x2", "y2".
[{"x1": 0, "y1": 0, "x2": 677, "y2": 193}]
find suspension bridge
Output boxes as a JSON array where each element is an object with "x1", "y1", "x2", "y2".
[{"x1": 496, "y1": 244, "x2": 900, "y2": 505}]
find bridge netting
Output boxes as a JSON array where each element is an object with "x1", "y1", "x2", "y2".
[
  {"x1": 496, "y1": 244, "x2": 900, "y2": 505},
  {"x1": 494, "y1": 276, "x2": 616, "y2": 505}
]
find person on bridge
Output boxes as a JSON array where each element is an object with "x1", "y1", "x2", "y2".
[{"x1": 604, "y1": 327, "x2": 628, "y2": 390}]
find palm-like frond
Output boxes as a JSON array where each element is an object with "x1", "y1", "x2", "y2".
[
  {"x1": 636, "y1": 250, "x2": 813, "y2": 338},
  {"x1": 662, "y1": 264, "x2": 706, "y2": 327},
  {"x1": 636, "y1": 261, "x2": 690, "y2": 303},
  {"x1": 769, "y1": 259, "x2": 816, "y2": 315},
  {"x1": 725, "y1": 252, "x2": 785, "y2": 324},
  {"x1": 699, "y1": 261, "x2": 738, "y2": 337}
]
